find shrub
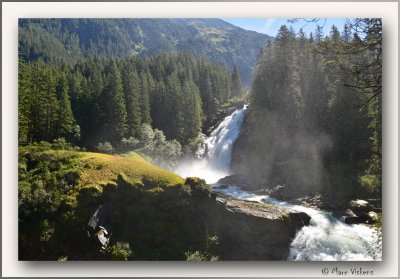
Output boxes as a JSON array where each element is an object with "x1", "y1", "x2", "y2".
[
  {"x1": 359, "y1": 174, "x2": 380, "y2": 195},
  {"x1": 183, "y1": 134, "x2": 206, "y2": 158},
  {"x1": 120, "y1": 137, "x2": 140, "y2": 151},
  {"x1": 185, "y1": 250, "x2": 219, "y2": 261},
  {"x1": 185, "y1": 177, "x2": 212, "y2": 198},
  {"x1": 96, "y1": 141, "x2": 114, "y2": 154},
  {"x1": 109, "y1": 242, "x2": 133, "y2": 261},
  {"x1": 184, "y1": 177, "x2": 206, "y2": 188}
]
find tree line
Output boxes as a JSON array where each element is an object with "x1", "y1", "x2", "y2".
[
  {"x1": 19, "y1": 53, "x2": 243, "y2": 153},
  {"x1": 233, "y1": 19, "x2": 381, "y2": 201}
]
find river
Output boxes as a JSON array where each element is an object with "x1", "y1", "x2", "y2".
[{"x1": 176, "y1": 105, "x2": 382, "y2": 261}]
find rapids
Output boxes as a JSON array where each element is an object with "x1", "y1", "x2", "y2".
[{"x1": 176, "y1": 104, "x2": 382, "y2": 261}]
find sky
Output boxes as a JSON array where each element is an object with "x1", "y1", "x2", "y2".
[{"x1": 222, "y1": 18, "x2": 347, "y2": 37}]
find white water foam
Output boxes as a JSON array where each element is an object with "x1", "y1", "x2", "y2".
[
  {"x1": 176, "y1": 105, "x2": 247, "y2": 183},
  {"x1": 177, "y1": 105, "x2": 381, "y2": 261},
  {"x1": 213, "y1": 185, "x2": 382, "y2": 261}
]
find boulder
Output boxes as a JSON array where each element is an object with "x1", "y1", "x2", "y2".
[
  {"x1": 348, "y1": 199, "x2": 373, "y2": 216},
  {"x1": 344, "y1": 215, "x2": 366, "y2": 224},
  {"x1": 344, "y1": 208, "x2": 357, "y2": 217},
  {"x1": 215, "y1": 196, "x2": 311, "y2": 260},
  {"x1": 366, "y1": 211, "x2": 379, "y2": 224},
  {"x1": 339, "y1": 208, "x2": 357, "y2": 222},
  {"x1": 217, "y1": 174, "x2": 251, "y2": 187}
]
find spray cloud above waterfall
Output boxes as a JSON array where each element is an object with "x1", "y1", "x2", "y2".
[{"x1": 176, "y1": 105, "x2": 247, "y2": 183}]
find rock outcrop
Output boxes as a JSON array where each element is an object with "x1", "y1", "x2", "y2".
[
  {"x1": 214, "y1": 196, "x2": 311, "y2": 260},
  {"x1": 341, "y1": 200, "x2": 380, "y2": 225}
]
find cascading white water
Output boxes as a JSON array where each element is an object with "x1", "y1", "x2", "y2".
[
  {"x1": 176, "y1": 105, "x2": 247, "y2": 183},
  {"x1": 177, "y1": 104, "x2": 381, "y2": 261},
  {"x1": 213, "y1": 185, "x2": 382, "y2": 261}
]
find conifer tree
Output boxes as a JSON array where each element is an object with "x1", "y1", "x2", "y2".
[
  {"x1": 41, "y1": 65, "x2": 59, "y2": 141},
  {"x1": 18, "y1": 59, "x2": 32, "y2": 143},
  {"x1": 55, "y1": 73, "x2": 75, "y2": 139},
  {"x1": 231, "y1": 64, "x2": 242, "y2": 98},
  {"x1": 140, "y1": 72, "x2": 152, "y2": 125},
  {"x1": 181, "y1": 80, "x2": 203, "y2": 143},
  {"x1": 122, "y1": 62, "x2": 141, "y2": 136},
  {"x1": 101, "y1": 61, "x2": 127, "y2": 143}
]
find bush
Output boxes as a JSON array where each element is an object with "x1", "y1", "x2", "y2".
[
  {"x1": 185, "y1": 177, "x2": 212, "y2": 198},
  {"x1": 96, "y1": 141, "x2": 114, "y2": 154},
  {"x1": 185, "y1": 250, "x2": 219, "y2": 261},
  {"x1": 109, "y1": 242, "x2": 133, "y2": 261},
  {"x1": 185, "y1": 177, "x2": 207, "y2": 188},
  {"x1": 138, "y1": 124, "x2": 154, "y2": 145},
  {"x1": 183, "y1": 134, "x2": 206, "y2": 158},
  {"x1": 51, "y1": 138, "x2": 80, "y2": 151},
  {"x1": 120, "y1": 137, "x2": 140, "y2": 151},
  {"x1": 359, "y1": 174, "x2": 380, "y2": 194},
  {"x1": 132, "y1": 124, "x2": 182, "y2": 167}
]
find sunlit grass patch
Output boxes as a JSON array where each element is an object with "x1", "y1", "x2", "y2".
[{"x1": 79, "y1": 152, "x2": 184, "y2": 189}]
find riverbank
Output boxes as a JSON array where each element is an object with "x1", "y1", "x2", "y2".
[
  {"x1": 212, "y1": 184, "x2": 382, "y2": 261},
  {"x1": 216, "y1": 175, "x2": 382, "y2": 227},
  {"x1": 213, "y1": 191, "x2": 312, "y2": 260}
]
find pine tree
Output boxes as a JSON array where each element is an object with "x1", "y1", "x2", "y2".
[
  {"x1": 101, "y1": 61, "x2": 127, "y2": 143},
  {"x1": 341, "y1": 23, "x2": 352, "y2": 43},
  {"x1": 198, "y1": 66, "x2": 213, "y2": 125},
  {"x1": 165, "y1": 73, "x2": 183, "y2": 140},
  {"x1": 140, "y1": 72, "x2": 152, "y2": 125},
  {"x1": 181, "y1": 80, "x2": 203, "y2": 143},
  {"x1": 55, "y1": 73, "x2": 75, "y2": 139},
  {"x1": 330, "y1": 25, "x2": 341, "y2": 44},
  {"x1": 18, "y1": 59, "x2": 32, "y2": 143},
  {"x1": 231, "y1": 64, "x2": 242, "y2": 98},
  {"x1": 314, "y1": 25, "x2": 324, "y2": 44},
  {"x1": 122, "y1": 61, "x2": 141, "y2": 136}
]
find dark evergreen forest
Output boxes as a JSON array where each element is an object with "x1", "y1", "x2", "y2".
[
  {"x1": 232, "y1": 19, "x2": 381, "y2": 203},
  {"x1": 19, "y1": 53, "x2": 243, "y2": 151},
  {"x1": 18, "y1": 18, "x2": 272, "y2": 86}
]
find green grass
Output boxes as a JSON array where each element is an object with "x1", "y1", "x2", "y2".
[{"x1": 79, "y1": 151, "x2": 184, "y2": 189}]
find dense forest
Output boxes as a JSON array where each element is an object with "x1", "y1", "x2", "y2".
[
  {"x1": 18, "y1": 18, "x2": 272, "y2": 86},
  {"x1": 19, "y1": 53, "x2": 245, "y2": 162},
  {"x1": 232, "y1": 19, "x2": 382, "y2": 204}
]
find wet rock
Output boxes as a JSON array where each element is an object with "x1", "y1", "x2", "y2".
[
  {"x1": 217, "y1": 174, "x2": 251, "y2": 187},
  {"x1": 342, "y1": 206, "x2": 379, "y2": 225},
  {"x1": 338, "y1": 208, "x2": 357, "y2": 222},
  {"x1": 344, "y1": 215, "x2": 366, "y2": 224},
  {"x1": 348, "y1": 199, "x2": 373, "y2": 216},
  {"x1": 344, "y1": 208, "x2": 357, "y2": 217},
  {"x1": 366, "y1": 211, "x2": 379, "y2": 224},
  {"x1": 215, "y1": 197, "x2": 311, "y2": 260}
]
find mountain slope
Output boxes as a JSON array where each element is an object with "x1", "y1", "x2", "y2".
[{"x1": 18, "y1": 18, "x2": 273, "y2": 86}]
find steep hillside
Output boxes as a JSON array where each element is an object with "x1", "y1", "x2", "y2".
[
  {"x1": 18, "y1": 18, "x2": 273, "y2": 86},
  {"x1": 78, "y1": 151, "x2": 185, "y2": 190},
  {"x1": 18, "y1": 142, "x2": 309, "y2": 261}
]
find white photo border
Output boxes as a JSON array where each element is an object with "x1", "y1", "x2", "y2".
[{"x1": 2, "y1": 1, "x2": 398, "y2": 277}]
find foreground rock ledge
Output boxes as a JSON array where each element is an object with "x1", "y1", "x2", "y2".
[{"x1": 215, "y1": 196, "x2": 311, "y2": 260}]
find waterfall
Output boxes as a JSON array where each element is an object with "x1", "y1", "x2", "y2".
[
  {"x1": 213, "y1": 185, "x2": 382, "y2": 261},
  {"x1": 176, "y1": 104, "x2": 381, "y2": 261},
  {"x1": 176, "y1": 105, "x2": 247, "y2": 183}
]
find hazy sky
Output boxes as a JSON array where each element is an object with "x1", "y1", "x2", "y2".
[{"x1": 222, "y1": 18, "x2": 347, "y2": 37}]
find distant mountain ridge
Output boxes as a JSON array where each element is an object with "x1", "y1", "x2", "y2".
[{"x1": 18, "y1": 18, "x2": 273, "y2": 86}]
